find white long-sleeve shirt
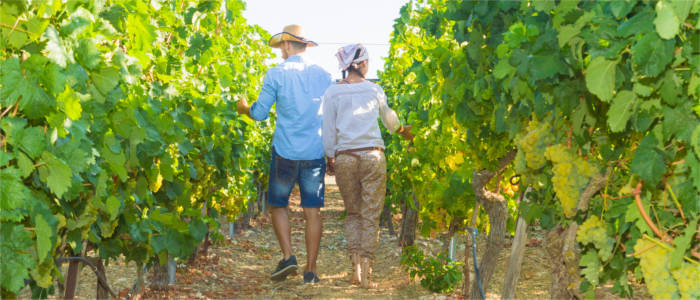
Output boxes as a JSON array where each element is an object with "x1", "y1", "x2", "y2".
[{"x1": 322, "y1": 81, "x2": 401, "y2": 158}]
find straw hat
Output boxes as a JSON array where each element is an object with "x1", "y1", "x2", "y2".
[{"x1": 269, "y1": 24, "x2": 318, "y2": 48}]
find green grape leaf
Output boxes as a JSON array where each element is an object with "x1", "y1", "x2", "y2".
[
  {"x1": 17, "y1": 151, "x2": 34, "y2": 178},
  {"x1": 42, "y1": 26, "x2": 70, "y2": 68},
  {"x1": 66, "y1": 208, "x2": 97, "y2": 231},
  {"x1": 529, "y1": 55, "x2": 567, "y2": 80},
  {"x1": 35, "y1": 214, "x2": 52, "y2": 262},
  {"x1": 0, "y1": 58, "x2": 30, "y2": 107},
  {"x1": 0, "y1": 168, "x2": 27, "y2": 219},
  {"x1": 631, "y1": 33, "x2": 674, "y2": 77},
  {"x1": 0, "y1": 151, "x2": 13, "y2": 167},
  {"x1": 0, "y1": 224, "x2": 35, "y2": 293},
  {"x1": 91, "y1": 66, "x2": 120, "y2": 95},
  {"x1": 689, "y1": 73, "x2": 700, "y2": 98},
  {"x1": 16, "y1": 126, "x2": 46, "y2": 159},
  {"x1": 625, "y1": 198, "x2": 653, "y2": 235},
  {"x1": 188, "y1": 218, "x2": 208, "y2": 242},
  {"x1": 105, "y1": 196, "x2": 121, "y2": 220},
  {"x1": 659, "y1": 71, "x2": 681, "y2": 106},
  {"x1": 99, "y1": 219, "x2": 119, "y2": 238},
  {"x1": 54, "y1": 139, "x2": 90, "y2": 173},
  {"x1": 633, "y1": 82, "x2": 654, "y2": 97},
  {"x1": 57, "y1": 85, "x2": 82, "y2": 120},
  {"x1": 671, "y1": 0, "x2": 693, "y2": 22},
  {"x1": 585, "y1": 56, "x2": 617, "y2": 102},
  {"x1": 494, "y1": 60, "x2": 515, "y2": 79},
  {"x1": 692, "y1": 125, "x2": 700, "y2": 159},
  {"x1": 40, "y1": 62, "x2": 66, "y2": 96},
  {"x1": 102, "y1": 145, "x2": 127, "y2": 181},
  {"x1": 579, "y1": 250, "x2": 600, "y2": 286},
  {"x1": 126, "y1": 14, "x2": 155, "y2": 53},
  {"x1": 76, "y1": 38, "x2": 101, "y2": 70},
  {"x1": 110, "y1": 109, "x2": 137, "y2": 138},
  {"x1": 663, "y1": 105, "x2": 697, "y2": 142},
  {"x1": 655, "y1": 0, "x2": 680, "y2": 39},
  {"x1": 557, "y1": 25, "x2": 580, "y2": 47},
  {"x1": 532, "y1": 0, "x2": 556, "y2": 12},
  {"x1": 61, "y1": 6, "x2": 93, "y2": 36},
  {"x1": 669, "y1": 218, "x2": 697, "y2": 269},
  {"x1": 40, "y1": 152, "x2": 73, "y2": 198},
  {"x1": 617, "y1": 8, "x2": 655, "y2": 37},
  {"x1": 160, "y1": 153, "x2": 175, "y2": 181},
  {"x1": 607, "y1": 90, "x2": 635, "y2": 132},
  {"x1": 0, "y1": 5, "x2": 28, "y2": 49},
  {"x1": 687, "y1": 152, "x2": 700, "y2": 192},
  {"x1": 631, "y1": 134, "x2": 666, "y2": 186},
  {"x1": 609, "y1": 0, "x2": 637, "y2": 19}
]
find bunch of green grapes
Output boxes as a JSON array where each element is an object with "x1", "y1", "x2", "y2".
[
  {"x1": 516, "y1": 120, "x2": 552, "y2": 170},
  {"x1": 544, "y1": 144, "x2": 597, "y2": 217},
  {"x1": 576, "y1": 216, "x2": 613, "y2": 261},
  {"x1": 634, "y1": 239, "x2": 680, "y2": 299},
  {"x1": 671, "y1": 262, "x2": 700, "y2": 300}
]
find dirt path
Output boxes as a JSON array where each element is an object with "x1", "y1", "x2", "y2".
[{"x1": 27, "y1": 175, "x2": 649, "y2": 299}]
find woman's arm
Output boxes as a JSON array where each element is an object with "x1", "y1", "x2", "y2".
[
  {"x1": 378, "y1": 90, "x2": 413, "y2": 141},
  {"x1": 322, "y1": 92, "x2": 337, "y2": 159}
]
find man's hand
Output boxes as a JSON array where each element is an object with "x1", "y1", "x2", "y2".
[
  {"x1": 237, "y1": 97, "x2": 251, "y2": 117},
  {"x1": 398, "y1": 125, "x2": 414, "y2": 141},
  {"x1": 326, "y1": 157, "x2": 335, "y2": 176}
]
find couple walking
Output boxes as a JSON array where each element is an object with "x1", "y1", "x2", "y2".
[{"x1": 237, "y1": 25, "x2": 413, "y2": 288}]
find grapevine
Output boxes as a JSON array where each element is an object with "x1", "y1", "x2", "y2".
[
  {"x1": 381, "y1": 0, "x2": 699, "y2": 298},
  {"x1": 0, "y1": 0, "x2": 272, "y2": 296}
]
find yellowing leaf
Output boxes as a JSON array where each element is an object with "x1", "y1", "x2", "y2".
[{"x1": 57, "y1": 85, "x2": 82, "y2": 120}]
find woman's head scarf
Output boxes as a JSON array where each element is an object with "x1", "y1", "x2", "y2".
[{"x1": 336, "y1": 43, "x2": 369, "y2": 71}]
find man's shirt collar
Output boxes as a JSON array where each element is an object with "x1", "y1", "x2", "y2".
[{"x1": 285, "y1": 55, "x2": 303, "y2": 63}]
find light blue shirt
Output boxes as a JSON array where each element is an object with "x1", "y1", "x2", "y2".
[{"x1": 250, "y1": 55, "x2": 333, "y2": 160}]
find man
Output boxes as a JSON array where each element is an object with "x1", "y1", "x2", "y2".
[{"x1": 237, "y1": 24, "x2": 333, "y2": 284}]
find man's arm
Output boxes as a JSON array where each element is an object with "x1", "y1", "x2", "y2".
[{"x1": 238, "y1": 71, "x2": 278, "y2": 121}]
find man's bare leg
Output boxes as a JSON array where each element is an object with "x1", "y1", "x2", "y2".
[
  {"x1": 303, "y1": 207, "x2": 322, "y2": 273},
  {"x1": 271, "y1": 206, "x2": 292, "y2": 260}
]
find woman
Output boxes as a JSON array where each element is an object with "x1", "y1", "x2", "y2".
[{"x1": 322, "y1": 44, "x2": 413, "y2": 288}]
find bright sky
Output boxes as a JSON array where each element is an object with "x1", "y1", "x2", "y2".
[{"x1": 242, "y1": 0, "x2": 410, "y2": 80}]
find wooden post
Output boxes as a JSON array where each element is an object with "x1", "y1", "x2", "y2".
[
  {"x1": 63, "y1": 259, "x2": 80, "y2": 299},
  {"x1": 64, "y1": 240, "x2": 87, "y2": 299},
  {"x1": 399, "y1": 190, "x2": 419, "y2": 249},
  {"x1": 501, "y1": 187, "x2": 531, "y2": 300},
  {"x1": 469, "y1": 151, "x2": 517, "y2": 300},
  {"x1": 150, "y1": 257, "x2": 169, "y2": 291},
  {"x1": 168, "y1": 256, "x2": 177, "y2": 285},
  {"x1": 463, "y1": 202, "x2": 479, "y2": 298},
  {"x1": 379, "y1": 201, "x2": 396, "y2": 235},
  {"x1": 91, "y1": 257, "x2": 109, "y2": 299}
]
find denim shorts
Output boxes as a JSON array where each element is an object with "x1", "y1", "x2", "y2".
[{"x1": 268, "y1": 147, "x2": 325, "y2": 208}]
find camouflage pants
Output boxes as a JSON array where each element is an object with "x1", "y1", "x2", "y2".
[{"x1": 335, "y1": 150, "x2": 386, "y2": 260}]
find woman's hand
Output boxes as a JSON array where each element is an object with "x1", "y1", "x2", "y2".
[
  {"x1": 398, "y1": 125, "x2": 414, "y2": 141},
  {"x1": 326, "y1": 157, "x2": 335, "y2": 176}
]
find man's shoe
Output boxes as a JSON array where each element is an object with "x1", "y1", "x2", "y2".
[
  {"x1": 303, "y1": 271, "x2": 320, "y2": 284},
  {"x1": 270, "y1": 255, "x2": 298, "y2": 281}
]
